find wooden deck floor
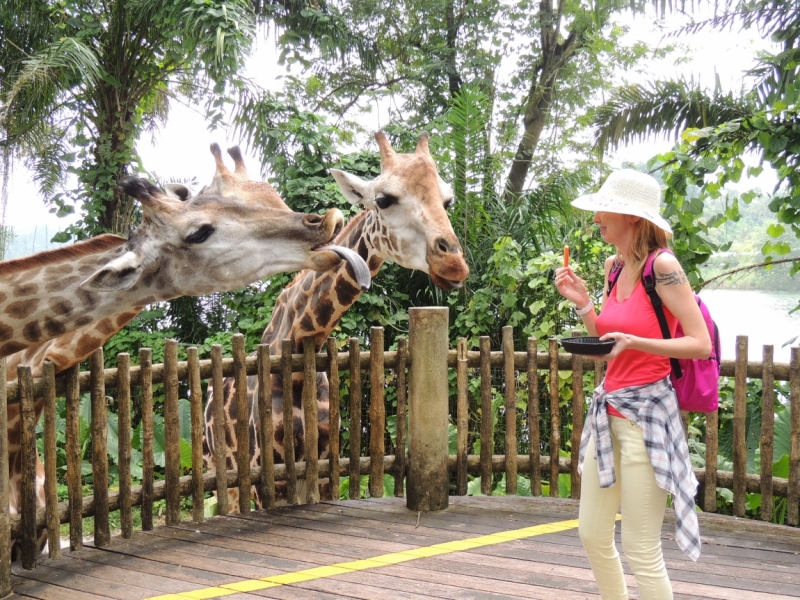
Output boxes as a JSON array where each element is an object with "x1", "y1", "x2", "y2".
[{"x1": 8, "y1": 496, "x2": 800, "y2": 600}]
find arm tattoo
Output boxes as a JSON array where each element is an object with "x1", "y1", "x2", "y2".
[{"x1": 656, "y1": 269, "x2": 688, "y2": 286}]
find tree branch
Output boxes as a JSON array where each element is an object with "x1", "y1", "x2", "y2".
[{"x1": 699, "y1": 257, "x2": 799, "y2": 290}]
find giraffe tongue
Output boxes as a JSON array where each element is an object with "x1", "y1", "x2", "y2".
[{"x1": 319, "y1": 245, "x2": 372, "y2": 291}]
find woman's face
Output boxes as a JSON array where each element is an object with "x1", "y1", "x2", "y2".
[{"x1": 593, "y1": 211, "x2": 637, "y2": 246}]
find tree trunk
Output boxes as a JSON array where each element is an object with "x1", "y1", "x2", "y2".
[{"x1": 502, "y1": 0, "x2": 583, "y2": 203}]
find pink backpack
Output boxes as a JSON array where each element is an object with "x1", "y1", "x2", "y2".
[{"x1": 607, "y1": 249, "x2": 721, "y2": 413}]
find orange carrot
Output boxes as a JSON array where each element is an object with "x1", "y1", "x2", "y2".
[{"x1": 563, "y1": 245, "x2": 569, "y2": 268}]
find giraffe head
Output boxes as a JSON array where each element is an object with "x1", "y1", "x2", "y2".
[
  {"x1": 330, "y1": 132, "x2": 469, "y2": 290},
  {"x1": 80, "y1": 176, "x2": 348, "y2": 296}
]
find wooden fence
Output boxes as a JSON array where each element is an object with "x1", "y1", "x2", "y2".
[{"x1": 0, "y1": 307, "x2": 799, "y2": 596}]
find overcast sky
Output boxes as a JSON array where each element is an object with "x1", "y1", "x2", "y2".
[{"x1": 2, "y1": 10, "x2": 779, "y2": 257}]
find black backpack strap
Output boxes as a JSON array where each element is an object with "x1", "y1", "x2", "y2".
[{"x1": 642, "y1": 250, "x2": 682, "y2": 379}]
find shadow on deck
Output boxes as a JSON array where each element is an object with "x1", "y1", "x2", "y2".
[{"x1": 9, "y1": 496, "x2": 800, "y2": 600}]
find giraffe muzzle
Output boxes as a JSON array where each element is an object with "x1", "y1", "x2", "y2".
[{"x1": 316, "y1": 245, "x2": 372, "y2": 291}]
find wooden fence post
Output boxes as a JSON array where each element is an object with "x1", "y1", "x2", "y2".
[
  {"x1": 503, "y1": 326, "x2": 517, "y2": 495},
  {"x1": 164, "y1": 340, "x2": 180, "y2": 526},
  {"x1": 303, "y1": 341, "x2": 320, "y2": 504},
  {"x1": 117, "y1": 354, "x2": 133, "y2": 539},
  {"x1": 0, "y1": 359, "x2": 10, "y2": 595},
  {"x1": 733, "y1": 335, "x2": 748, "y2": 517},
  {"x1": 368, "y1": 327, "x2": 385, "y2": 499},
  {"x1": 789, "y1": 346, "x2": 800, "y2": 526},
  {"x1": 479, "y1": 336, "x2": 492, "y2": 496},
  {"x1": 407, "y1": 307, "x2": 449, "y2": 512},
  {"x1": 232, "y1": 334, "x2": 250, "y2": 513},
  {"x1": 456, "y1": 338, "x2": 468, "y2": 496}
]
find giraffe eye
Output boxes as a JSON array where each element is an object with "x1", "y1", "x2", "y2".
[
  {"x1": 375, "y1": 194, "x2": 397, "y2": 209},
  {"x1": 185, "y1": 224, "x2": 215, "y2": 244},
  {"x1": 444, "y1": 198, "x2": 453, "y2": 210}
]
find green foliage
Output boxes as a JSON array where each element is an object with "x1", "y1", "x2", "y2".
[
  {"x1": 338, "y1": 474, "x2": 396, "y2": 499},
  {"x1": 1, "y1": 0, "x2": 255, "y2": 237}
]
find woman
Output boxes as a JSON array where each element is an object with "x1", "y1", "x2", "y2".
[{"x1": 554, "y1": 169, "x2": 711, "y2": 600}]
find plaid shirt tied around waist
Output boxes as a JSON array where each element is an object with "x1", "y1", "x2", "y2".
[{"x1": 578, "y1": 377, "x2": 701, "y2": 561}]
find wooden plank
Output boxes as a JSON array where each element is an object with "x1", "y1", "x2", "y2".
[
  {"x1": 210, "y1": 344, "x2": 227, "y2": 516},
  {"x1": 789, "y1": 346, "x2": 800, "y2": 526},
  {"x1": 570, "y1": 330, "x2": 583, "y2": 500},
  {"x1": 0, "y1": 358, "x2": 10, "y2": 596},
  {"x1": 761, "y1": 344, "x2": 775, "y2": 521},
  {"x1": 348, "y1": 337, "x2": 361, "y2": 500},
  {"x1": 368, "y1": 327, "x2": 384, "y2": 499},
  {"x1": 326, "y1": 338, "x2": 341, "y2": 500},
  {"x1": 527, "y1": 338, "x2": 541, "y2": 496},
  {"x1": 42, "y1": 360, "x2": 60, "y2": 558},
  {"x1": 63, "y1": 543, "x2": 269, "y2": 589},
  {"x1": 25, "y1": 554, "x2": 199, "y2": 596},
  {"x1": 733, "y1": 335, "x2": 748, "y2": 516},
  {"x1": 257, "y1": 344, "x2": 276, "y2": 509},
  {"x1": 13, "y1": 560, "x2": 163, "y2": 599},
  {"x1": 18, "y1": 364, "x2": 38, "y2": 569},
  {"x1": 117, "y1": 353, "x2": 132, "y2": 540},
  {"x1": 282, "y1": 339, "x2": 297, "y2": 504},
  {"x1": 503, "y1": 327, "x2": 517, "y2": 495},
  {"x1": 548, "y1": 337, "x2": 560, "y2": 497},
  {"x1": 480, "y1": 336, "x2": 492, "y2": 495},
  {"x1": 304, "y1": 341, "x2": 319, "y2": 504},
  {"x1": 233, "y1": 334, "x2": 251, "y2": 514},
  {"x1": 139, "y1": 348, "x2": 154, "y2": 531},
  {"x1": 393, "y1": 337, "x2": 407, "y2": 498},
  {"x1": 455, "y1": 338, "x2": 468, "y2": 496},
  {"x1": 91, "y1": 533, "x2": 286, "y2": 580},
  {"x1": 65, "y1": 363, "x2": 83, "y2": 549},
  {"x1": 187, "y1": 347, "x2": 204, "y2": 524},
  {"x1": 11, "y1": 574, "x2": 112, "y2": 600}
]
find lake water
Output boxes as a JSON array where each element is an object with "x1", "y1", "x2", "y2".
[{"x1": 698, "y1": 289, "x2": 800, "y2": 364}]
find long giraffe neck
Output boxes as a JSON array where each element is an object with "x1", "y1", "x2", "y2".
[
  {"x1": 0, "y1": 235, "x2": 179, "y2": 360},
  {"x1": 260, "y1": 210, "x2": 385, "y2": 353}
]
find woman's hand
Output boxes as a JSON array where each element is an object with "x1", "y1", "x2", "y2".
[
  {"x1": 554, "y1": 266, "x2": 591, "y2": 308},
  {"x1": 597, "y1": 332, "x2": 636, "y2": 360}
]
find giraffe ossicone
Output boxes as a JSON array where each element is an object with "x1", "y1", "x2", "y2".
[{"x1": 203, "y1": 130, "x2": 470, "y2": 510}]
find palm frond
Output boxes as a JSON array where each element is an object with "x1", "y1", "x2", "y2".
[
  {"x1": 671, "y1": 0, "x2": 800, "y2": 42},
  {"x1": 0, "y1": 37, "x2": 100, "y2": 125},
  {"x1": 592, "y1": 79, "x2": 756, "y2": 153}
]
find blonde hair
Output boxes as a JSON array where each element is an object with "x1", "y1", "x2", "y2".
[{"x1": 618, "y1": 218, "x2": 670, "y2": 282}]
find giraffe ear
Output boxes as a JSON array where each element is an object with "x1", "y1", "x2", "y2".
[
  {"x1": 80, "y1": 251, "x2": 144, "y2": 292},
  {"x1": 164, "y1": 183, "x2": 192, "y2": 202},
  {"x1": 330, "y1": 169, "x2": 375, "y2": 208}
]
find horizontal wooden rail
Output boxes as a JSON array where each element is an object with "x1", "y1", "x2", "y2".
[{"x1": 6, "y1": 349, "x2": 794, "y2": 404}]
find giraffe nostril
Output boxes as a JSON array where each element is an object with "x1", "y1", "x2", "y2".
[
  {"x1": 303, "y1": 214, "x2": 324, "y2": 226},
  {"x1": 436, "y1": 237, "x2": 453, "y2": 254}
]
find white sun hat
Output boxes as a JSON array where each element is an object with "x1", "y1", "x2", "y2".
[{"x1": 571, "y1": 169, "x2": 673, "y2": 237}]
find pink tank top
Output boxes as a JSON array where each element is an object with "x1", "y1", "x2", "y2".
[{"x1": 597, "y1": 278, "x2": 678, "y2": 395}]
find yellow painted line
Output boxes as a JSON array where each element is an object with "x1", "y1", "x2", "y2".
[{"x1": 144, "y1": 517, "x2": 583, "y2": 600}]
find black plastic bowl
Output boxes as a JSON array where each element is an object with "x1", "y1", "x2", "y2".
[{"x1": 559, "y1": 336, "x2": 615, "y2": 356}]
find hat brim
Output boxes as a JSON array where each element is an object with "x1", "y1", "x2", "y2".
[{"x1": 571, "y1": 192, "x2": 673, "y2": 237}]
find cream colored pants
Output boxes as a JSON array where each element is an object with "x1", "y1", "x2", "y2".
[{"x1": 579, "y1": 416, "x2": 672, "y2": 600}]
